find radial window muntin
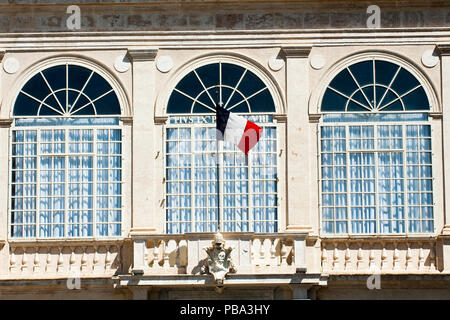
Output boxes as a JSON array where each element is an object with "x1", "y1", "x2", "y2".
[
  {"x1": 13, "y1": 63, "x2": 121, "y2": 118},
  {"x1": 167, "y1": 61, "x2": 276, "y2": 115},
  {"x1": 321, "y1": 58, "x2": 431, "y2": 113}
]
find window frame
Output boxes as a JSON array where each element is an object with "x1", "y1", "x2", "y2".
[
  {"x1": 8, "y1": 121, "x2": 124, "y2": 240},
  {"x1": 7, "y1": 61, "x2": 126, "y2": 240},
  {"x1": 160, "y1": 58, "x2": 285, "y2": 234},
  {"x1": 163, "y1": 115, "x2": 281, "y2": 234},
  {"x1": 318, "y1": 115, "x2": 436, "y2": 237}
]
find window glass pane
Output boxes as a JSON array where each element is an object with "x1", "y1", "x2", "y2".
[
  {"x1": 10, "y1": 125, "x2": 122, "y2": 238},
  {"x1": 321, "y1": 121, "x2": 433, "y2": 235},
  {"x1": 165, "y1": 122, "x2": 276, "y2": 233}
]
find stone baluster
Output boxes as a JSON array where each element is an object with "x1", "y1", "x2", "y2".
[
  {"x1": 163, "y1": 240, "x2": 170, "y2": 268},
  {"x1": 46, "y1": 247, "x2": 52, "y2": 272},
  {"x1": 57, "y1": 247, "x2": 64, "y2": 273},
  {"x1": 260, "y1": 239, "x2": 266, "y2": 266},
  {"x1": 33, "y1": 248, "x2": 40, "y2": 273},
  {"x1": 81, "y1": 246, "x2": 88, "y2": 272},
  {"x1": 177, "y1": 240, "x2": 187, "y2": 268},
  {"x1": 393, "y1": 243, "x2": 400, "y2": 271},
  {"x1": 69, "y1": 247, "x2": 76, "y2": 272},
  {"x1": 22, "y1": 248, "x2": 28, "y2": 272},
  {"x1": 251, "y1": 239, "x2": 255, "y2": 265},
  {"x1": 369, "y1": 246, "x2": 375, "y2": 271},
  {"x1": 344, "y1": 243, "x2": 350, "y2": 271},
  {"x1": 406, "y1": 243, "x2": 413, "y2": 270},
  {"x1": 418, "y1": 246, "x2": 425, "y2": 271},
  {"x1": 357, "y1": 243, "x2": 363, "y2": 270},
  {"x1": 270, "y1": 238, "x2": 276, "y2": 266},
  {"x1": 105, "y1": 246, "x2": 112, "y2": 271},
  {"x1": 93, "y1": 246, "x2": 100, "y2": 272},
  {"x1": 175, "y1": 240, "x2": 180, "y2": 268},
  {"x1": 321, "y1": 245, "x2": 328, "y2": 272},
  {"x1": 10, "y1": 247, "x2": 17, "y2": 272},
  {"x1": 280, "y1": 239, "x2": 288, "y2": 266},
  {"x1": 429, "y1": 242, "x2": 436, "y2": 271},
  {"x1": 381, "y1": 245, "x2": 388, "y2": 271},
  {"x1": 332, "y1": 243, "x2": 339, "y2": 271},
  {"x1": 115, "y1": 245, "x2": 122, "y2": 272},
  {"x1": 153, "y1": 240, "x2": 160, "y2": 268}
]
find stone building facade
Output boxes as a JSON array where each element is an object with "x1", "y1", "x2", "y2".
[{"x1": 1, "y1": 0, "x2": 450, "y2": 300}]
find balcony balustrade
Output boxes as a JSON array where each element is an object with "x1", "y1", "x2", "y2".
[
  {"x1": 131, "y1": 233, "x2": 307, "y2": 276},
  {"x1": 321, "y1": 237, "x2": 439, "y2": 274},
  {"x1": 4, "y1": 240, "x2": 126, "y2": 279}
]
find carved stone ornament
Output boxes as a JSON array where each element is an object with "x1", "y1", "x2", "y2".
[{"x1": 201, "y1": 232, "x2": 236, "y2": 285}]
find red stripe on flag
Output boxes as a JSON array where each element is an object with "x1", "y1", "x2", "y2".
[{"x1": 237, "y1": 120, "x2": 263, "y2": 155}]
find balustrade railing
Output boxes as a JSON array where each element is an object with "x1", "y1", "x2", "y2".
[
  {"x1": 6, "y1": 240, "x2": 123, "y2": 278},
  {"x1": 321, "y1": 238, "x2": 438, "y2": 274},
  {"x1": 132, "y1": 233, "x2": 307, "y2": 275}
]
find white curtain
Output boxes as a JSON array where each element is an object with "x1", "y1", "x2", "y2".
[
  {"x1": 165, "y1": 124, "x2": 277, "y2": 234},
  {"x1": 10, "y1": 125, "x2": 122, "y2": 239},
  {"x1": 321, "y1": 122, "x2": 433, "y2": 234}
]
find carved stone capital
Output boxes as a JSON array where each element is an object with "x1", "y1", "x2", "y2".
[
  {"x1": 119, "y1": 116, "x2": 133, "y2": 124},
  {"x1": 273, "y1": 114, "x2": 287, "y2": 123},
  {"x1": 308, "y1": 113, "x2": 322, "y2": 123},
  {"x1": 281, "y1": 46, "x2": 312, "y2": 59},
  {"x1": 0, "y1": 118, "x2": 13, "y2": 128},
  {"x1": 436, "y1": 44, "x2": 450, "y2": 56},
  {"x1": 127, "y1": 48, "x2": 158, "y2": 62},
  {"x1": 0, "y1": 51, "x2": 5, "y2": 63},
  {"x1": 154, "y1": 116, "x2": 168, "y2": 124}
]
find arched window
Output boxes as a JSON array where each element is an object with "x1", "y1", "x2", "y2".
[
  {"x1": 321, "y1": 59, "x2": 430, "y2": 112},
  {"x1": 320, "y1": 59, "x2": 433, "y2": 235},
  {"x1": 10, "y1": 63, "x2": 122, "y2": 238},
  {"x1": 165, "y1": 62, "x2": 278, "y2": 233}
]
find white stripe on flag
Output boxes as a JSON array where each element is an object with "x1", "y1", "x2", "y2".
[{"x1": 223, "y1": 112, "x2": 248, "y2": 145}]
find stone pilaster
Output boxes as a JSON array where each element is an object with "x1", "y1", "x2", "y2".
[
  {"x1": 282, "y1": 46, "x2": 314, "y2": 234},
  {"x1": 437, "y1": 44, "x2": 450, "y2": 236},
  {"x1": 127, "y1": 48, "x2": 159, "y2": 235}
]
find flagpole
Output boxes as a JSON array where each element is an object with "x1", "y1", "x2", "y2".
[{"x1": 215, "y1": 90, "x2": 221, "y2": 232}]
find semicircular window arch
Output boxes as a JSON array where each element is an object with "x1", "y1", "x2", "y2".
[
  {"x1": 167, "y1": 62, "x2": 276, "y2": 114},
  {"x1": 321, "y1": 59, "x2": 430, "y2": 112},
  {"x1": 14, "y1": 64, "x2": 121, "y2": 117}
]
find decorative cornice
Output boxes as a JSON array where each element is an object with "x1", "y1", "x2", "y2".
[
  {"x1": 0, "y1": 119, "x2": 13, "y2": 128},
  {"x1": 127, "y1": 48, "x2": 158, "y2": 62},
  {"x1": 281, "y1": 46, "x2": 312, "y2": 59}
]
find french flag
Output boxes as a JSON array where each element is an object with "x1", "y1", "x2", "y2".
[{"x1": 216, "y1": 105, "x2": 263, "y2": 155}]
